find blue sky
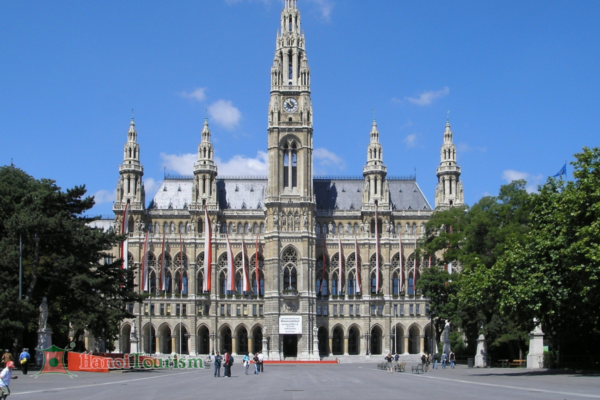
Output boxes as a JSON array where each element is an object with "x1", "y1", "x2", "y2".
[{"x1": 2, "y1": 0, "x2": 599, "y2": 217}]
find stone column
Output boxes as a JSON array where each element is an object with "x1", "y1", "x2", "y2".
[
  {"x1": 419, "y1": 336, "x2": 425, "y2": 354},
  {"x1": 475, "y1": 333, "x2": 487, "y2": 368},
  {"x1": 527, "y1": 322, "x2": 545, "y2": 369},
  {"x1": 344, "y1": 336, "x2": 349, "y2": 356},
  {"x1": 155, "y1": 336, "x2": 160, "y2": 355},
  {"x1": 248, "y1": 337, "x2": 254, "y2": 354},
  {"x1": 403, "y1": 336, "x2": 409, "y2": 355},
  {"x1": 262, "y1": 337, "x2": 269, "y2": 360},
  {"x1": 328, "y1": 337, "x2": 333, "y2": 357},
  {"x1": 35, "y1": 328, "x2": 53, "y2": 367},
  {"x1": 283, "y1": 51, "x2": 289, "y2": 82},
  {"x1": 232, "y1": 337, "x2": 237, "y2": 355},
  {"x1": 171, "y1": 337, "x2": 176, "y2": 354}
]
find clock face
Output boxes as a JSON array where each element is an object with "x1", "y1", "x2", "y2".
[{"x1": 283, "y1": 98, "x2": 298, "y2": 112}]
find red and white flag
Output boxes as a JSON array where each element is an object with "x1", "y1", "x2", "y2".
[
  {"x1": 160, "y1": 232, "x2": 166, "y2": 291},
  {"x1": 179, "y1": 232, "x2": 184, "y2": 294},
  {"x1": 337, "y1": 236, "x2": 343, "y2": 294},
  {"x1": 226, "y1": 233, "x2": 235, "y2": 292},
  {"x1": 241, "y1": 237, "x2": 249, "y2": 292},
  {"x1": 354, "y1": 236, "x2": 361, "y2": 293},
  {"x1": 399, "y1": 230, "x2": 404, "y2": 292},
  {"x1": 375, "y1": 203, "x2": 380, "y2": 292},
  {"x1": 413, "y1": 236, "x2": 417, "y2": 293},
  {"x1": 319, "y1": 234, "x2": 327, "y2": 294},
  {"x1": 254, "y1": 233, "x2": 260, "y2": 294},
  {"x1": 142, "y1": 230, "x2": 149, "y2": 291},
  {"x1": 120, "y1": 202, "x2": 130, "y2": 270},
  {"x1": 203, "y1": 207, "x2": 212, "y2": 292}
]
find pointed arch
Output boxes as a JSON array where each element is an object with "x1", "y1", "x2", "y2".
[{"x1": 315, "y1": 252, "x2": 330, "y2": 296}]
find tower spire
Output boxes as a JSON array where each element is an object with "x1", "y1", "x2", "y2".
[
  {"x1": 363, "y1": 120, "x2": 389, "y2": 210},
  {"x1": 435, "y1": 117, "x2": 464, "y2": 209},
  {"x1": 192, "y1": 118, "x2": 218, "y2": 210},
  {"x1": 115, "y1": 116, "x2": 145, "y2": 215}
]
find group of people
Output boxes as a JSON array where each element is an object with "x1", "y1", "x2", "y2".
[
  {"x1": 212, "y1": 350, "x2": 264, "y2": 378},
  {"x1": 1, "y1": 348, "x2": 31, "y2": 400},
  {"x1": 421, "y1": 351, "x2": 456, "y2": 370},
  {"x1": 383, "y1": 351, "x2": 456, "y2": 373}
]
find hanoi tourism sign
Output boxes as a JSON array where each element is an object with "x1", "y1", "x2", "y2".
[{"x1": 279, "y1": 316, "x2": 302, "y2": 334}]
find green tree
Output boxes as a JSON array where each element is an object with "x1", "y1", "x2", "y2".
[
  {"x1": 0, "y1": 165, "x2": 140, "y2": 352},
  {"x1": 491, "y1": 147, "x2": 600, "y2": 356},
  {"x1": 421, "y1": 180, "x2": 533, "y2": 357}
]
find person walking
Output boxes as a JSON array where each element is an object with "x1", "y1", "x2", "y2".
[
  {"x1": 449, "y1": 351, "x2": 456, "y2": 369},
  {"x1": 213, "y1": 352, "x2": 222, "y2": 378},
  {"x1": 420, "y1": 354, "x2": 427, "y2": 372},
  {"x1": 0, "y1": 352, "x2": 12, "y2": 369},
  {"x1": 441, "y1": 352, "x2": 448, "y2": 369},
  {"x1": 223, "y1": 352, "x2": 231, "y2": 378},
  {"x1": 0, "y1": 361, "x2": 18, "y2": 400},
  {"x1": 18, "y1": 349, "x2": 29, "y2": 375},
  {"x1": 257, "y1": 351, "x2": 264, "y2": 373},
  {"x1": 252, "y1": 353, "x2": 259, "y2": 374},
  {"x1": 243, "y1": 353, "x2": 250, "y2": 375},
  {"x1": 432, "y1": 353, "x2": 439, "y2": 369},
  {"x1": 385, "y1": 353, "x2": 394, "y2": 373},
  {"x1": 394, "y1": 353, "x2": 399, "y2": 362}
]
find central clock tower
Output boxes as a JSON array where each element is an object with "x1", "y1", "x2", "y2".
[{"x1": 266, "y1": 0, "x2": 313, "y2": 202}]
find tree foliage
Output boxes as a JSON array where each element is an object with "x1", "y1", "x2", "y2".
[
  {"x1": 0, "y1": 166, "x2": 140, "y2": 352},
  {"x1": 490, "y1": 147, "x2": 600, "y2": 350}
]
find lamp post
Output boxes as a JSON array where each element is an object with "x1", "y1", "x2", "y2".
[
  {"x1": 210, "y1": 332, "x2": 216, "y2": 355},
  {"x1": 19, "y1": 233, "x2": 22, "y2": 300}
]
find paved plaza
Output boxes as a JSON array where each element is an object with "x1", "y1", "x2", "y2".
[{"x1": 6, "y1": 363, "x2": 600, "y2": 400}]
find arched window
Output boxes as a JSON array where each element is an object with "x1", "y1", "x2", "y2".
[
  {"x1": 250, "y1": 253, "x2": 265, "y2": 296},
  {"x1": 218, "y1": 253, "x2": 231, "y2": 295},
  {"x1": 338, "y1": 224, "x2": 343, "y2": 236},
  {"x1": 260, "y1": 223, "x2": 265, "y2": 233},
  {"x1": 347, "y1": 252, "x2": 360, "y2": 295},
  {"x1": 196, "y1": 253, "x2": 205, "y2": 294},
  {"x1": 391, "y1": 253, "x2": 405, "y2": 294},
  {"x1": 163, "y1": 222, "x2": 168, "y2": 234},
  {"x1": 234, "y1": 253, "x2": 249, "y2": 294},
  {"x1": 331, "y1": 253, "x2": 343, "y2": 295},
  {"x1": 282, "y1": 247, "x2": 298, "y2": 292},
  {"x1": 369, "y1": 253, "x2": 383, "y2": 294},
  {"x1": 237, "y1": 223, "x2": 242, "y2": 235},
  {"x1": 244, "y1": 223, "x2": 249, "y2": 234},
  {"x1": 412, "y1": 223, "x2": 417, "y2": 235},
  {"x1": 170, "y1": 222, "x2": 175, "y2": 234},
  {"x1": 146, "y1": 252, "x2": 157, "y2": 293},
  {"x1": 316, "y1": 223, "x2": 321, "y2": 234},
  {"x1": 228, "y1": 222, "x2": 233, "y2": 234},
  {"x1": 253, "y1": 222, "x2": 258, "y2": 234},
  {"x1": 316, "y1": 253, "x2": 329, "y2": 296},
  {"x1": 158, "y1": 253, "x2": 172, "y2": 294},
  {"x1": 283, "y1": 141, "x2": 298, "y2": 189},
  {"x1": 179, "y1": 222, "x2": 184, "y2": 234},
  {"x1": 406, "y1": 254, "x2": 420, "y2": 295}
]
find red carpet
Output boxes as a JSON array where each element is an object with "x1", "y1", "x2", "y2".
[{"x1": 263, "y1": 360, "x2": 338, "y2": 364}]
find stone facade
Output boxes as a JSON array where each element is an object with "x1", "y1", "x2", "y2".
[{"x1": 108, "y1": 0, "x2": 464, "y2": 360}]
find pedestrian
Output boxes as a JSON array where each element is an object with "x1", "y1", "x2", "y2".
[
  {"x1": 426, "y1": 353, "x2": 431, "y2": 372},
  {"x1": 432, "y1": 353, "x2": 439, "y2": 369},
  {"x1": 213, "y1": 352, "x2": 222, "y2": 378},
  {"x1": 257, "y1": 351, "x2": 264, "y2": 372},
  {"x1": 223, "y1": 352, "x2": 230, "y2": 378},
  {"x1": 243, "y1": 353, "x2": 250, "y2": 375},
  {"x1": 449, "y1": 351, "x2": 455, "y2": 369},
  {"x1": 0, "y1": 352, "x2": 12, "y2": 369},
  {"x1": 18, "y1": 349, "x2": 30, "y2": 375},
  {"x1": 394, "y1": 353, "x2": 399, "y2": 362},
  {"x1": 385, "y1": 353, "x2": 394, "y2": 373},
  {"x1": 0, "y1": 361, "x2": 18, "y2": 400},
  {"x1": 420, "y1": 353, "x2": 427, "y2": 372},
  {"x1": 253, "y1": 353, "x2": 259, "y2": 374},
  {"x1": 441, "y1": 352, "x2": 448, "y2": 369}
]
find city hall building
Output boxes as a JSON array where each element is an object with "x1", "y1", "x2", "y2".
[{"x1": 107, "y1": 0, "x2": 464, "y2": 360}]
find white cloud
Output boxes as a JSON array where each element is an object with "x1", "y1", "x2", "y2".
[
  {"x1": 144, "y1": 178, "x2": 162, "y2": 200},
  {"x1": 93, "y1": 189, "x2": 115, "y2": 205},
  {"x1": 404, "y1": 134, "x2": 418, "y2": 148},
  {"x1": 181, "y1": 87, "x2": 207, "y2": 102},
  {"x1": 502, "y1": 169, "x2": 543, "y2": 193},
  {"x1": 456, "y1": 143, "x2": 486, "y2": 152},
  {"x1": 215, "y1": 151, "x2": 269, "y2": 176},
  {"x1": 406, "y1": 86, "x2": 450, "y2": 106},
  {"x1": 208, "y1": 100, "x2": 242, "y2": 130},
  {"x1": 313, "y1": 147, "x2": 345, "y2": 175},
  {"x1": 307, "y1": 0, "x2": 334, "y2": 21},
  {"x1": 160, "y1": 153, "x2": 196, "y2": 175}
]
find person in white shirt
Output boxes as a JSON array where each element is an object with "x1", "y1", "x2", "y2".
[
  {"x1": 257, "y1": 351, "x2": 264, "y2": 373},
  {"x1": 0, "y1": 361, "x2": 17, "y2": 399}
]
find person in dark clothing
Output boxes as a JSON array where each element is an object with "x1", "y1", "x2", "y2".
[
  {"x1": 18, "y1": 349, "x2": 30, "y2": 375},
  {"x1": 214, "y1": 352, "x2": 222, "y2": 377}
]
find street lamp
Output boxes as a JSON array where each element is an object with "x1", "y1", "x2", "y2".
[
  {"x1": 210, "y1": 332, "x2": 216, "y2": 355},
  {"x1": 365, "y1": 330, "x2": 371, "y2": 356}
]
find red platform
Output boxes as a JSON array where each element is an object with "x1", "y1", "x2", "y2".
[{"x1": 263, "y1": 360, "x2": 338, "y2": 364}]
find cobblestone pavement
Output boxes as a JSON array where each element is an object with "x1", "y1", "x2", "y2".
[{"x1": 7, "y1": 364, "x2": 600, "y2": 400}]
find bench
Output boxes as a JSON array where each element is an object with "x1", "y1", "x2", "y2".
[
  {"x1": 509, "y1": 359, "x2": 526, "y2": 368},
  {"x1": 497, "y1": 359, "x2": 509, "y2": 368},
  {"x1": 395, "y1": 362, "x2": 406, "y2": 372},
  {"x1": 377, "y1": 362, "x2": 387, "y2": 370},
  {"x1": 411, "y1": 364, "x2": 425, "y2": 374}
]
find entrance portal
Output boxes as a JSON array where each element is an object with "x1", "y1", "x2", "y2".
[{"x1": 282, "y1": 334, "x2": 298, "y2": 358}]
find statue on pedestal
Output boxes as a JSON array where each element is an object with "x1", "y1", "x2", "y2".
[{"x1": 39, "y1": 297, "x2": 48, "y2": 331}]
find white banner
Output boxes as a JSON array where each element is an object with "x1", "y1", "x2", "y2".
[{"x1": 279, "y1": 316, "x2": 302, "y2": 334}]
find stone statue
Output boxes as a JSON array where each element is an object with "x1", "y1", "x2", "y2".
[
  {"x1": 281, "y1": 213, "x2": 286, "y2": 230},
  {"x1": 262, "y1": 326, "x2": 267, "y2": 336},
  {"x1": 345, "y1": 223, "x2": 351, "y2": 234},
  {"x1": 313, "y1": 325, "x2": 318, "y2": 338},
  {"x1": 273, "y1": 213, "x2": 278, "y2": 228},
  {"x1": 216, "y1": 221, "x2": 221, "y2": 234},
  {"x1": 39, "y1": 297, "x2": 49, "y2": 330},
  {"x1": 190, "y1": 222, "x2": 195, "y2": 233},
  {"x1": 130, "y1": 320, "x2": 138, "y2": 340},
  {"x1": 328, "y1": 222, "x2": 333, "y2": 234},
  {"x1": 303, "y1": 212, "x2": 308, "y2": 227},
  {"x1": 443, "y1": 320, "x2": 451, "y2": 340},
  {"x1": 294, "y1": 215, "x2": 300, "y2": 231}
]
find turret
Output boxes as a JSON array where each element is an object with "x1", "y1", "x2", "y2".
[
  {"x1": 192, "y1": 118, "x2": 218, "y2": 210},
  {"x1": 362, "y1": 120, "x2": 390, "y2": 210},
  {"x1": 435, "y1": 118, "x2": 464, "y2": 209}
]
